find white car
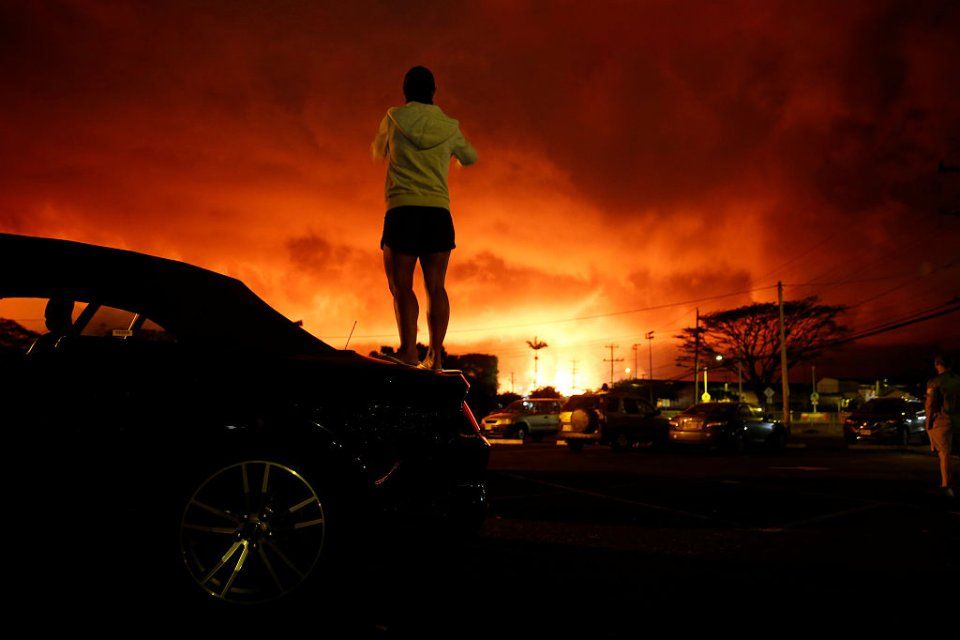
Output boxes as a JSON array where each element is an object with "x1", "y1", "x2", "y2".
[{"x1": 481, "y1": 398, "x2": 563, "y2": 441}]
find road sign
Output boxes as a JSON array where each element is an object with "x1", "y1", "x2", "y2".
[
  {"x1": 764, "y1": 387, "x2": 775, "y2": 399},
  {"x1": 701, "y1": 392, "x2": 711, "y2": 402},
  {"x1": 810, "y1": 392, "x2": 820, "y2": 403}
]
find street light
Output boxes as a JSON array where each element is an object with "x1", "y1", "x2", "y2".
[{"x1": 645, "y1": 331, "x2": 655, "y2": 404}]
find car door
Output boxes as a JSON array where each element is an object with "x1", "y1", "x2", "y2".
[
  {"x1": 600, "y1": 395, "x2": 624, "y2": 440},
  {"x1": 739, "y1": 403, "x2": 769, "y2": 442},
  {"x1": 26, "y1": 304, "x2": 194, "y2": 502},
  {"x1": 545, "y1": 400, "x2": 561, "y2": 432},
  {"x1": 634, "y1": 398, "x2": 664, "y2": 441}
]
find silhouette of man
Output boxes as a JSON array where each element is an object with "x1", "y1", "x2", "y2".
[
  {"x1": 372, "y1": 66, "x2": 477, "y2": 369},
  {"x1": 926, "y1": 353, "x2": 959, "y2": 497}
]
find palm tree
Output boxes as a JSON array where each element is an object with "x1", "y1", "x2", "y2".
[{"x1": 526, "y1": 336, "x2": 548, "y2": 388}]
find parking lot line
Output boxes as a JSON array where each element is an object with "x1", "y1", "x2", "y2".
[
  {"x1": 776, "y1": 503, "x2": 884, "y2": 530},
  {"x1": 495, "y1": 471, "x2": 749, "y2": 528}
]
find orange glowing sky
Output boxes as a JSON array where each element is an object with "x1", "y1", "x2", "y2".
[{"x1": 2, "y1": 1, "x2": 958, "y2": 392}]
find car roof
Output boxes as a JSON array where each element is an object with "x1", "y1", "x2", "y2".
[{"x1": 0, "y1": 233, "x2": 333, "y2": 354}]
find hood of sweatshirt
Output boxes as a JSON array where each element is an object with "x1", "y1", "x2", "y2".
[{"x1": 388, "y1": 103, "x2": 459, "y2": 150}]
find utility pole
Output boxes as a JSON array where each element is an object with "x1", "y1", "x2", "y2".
[
  {"x1": 631, "y1": 344, "x2": 640, "y2": 380},
  {"x1": 571, "y1": 360, "x2": 579, "y2": 391},
  {"x1": 603, "y1": 344, "x2": 623, "y2": 386},
  {"x1": 646, "y1": 330, "x2": 655, "y2": 404},
  {"x1": 510, "y1": 372, "x2": 515, "y2": 394},
  {"x1": 777, "y1": 281, "x2": 791, "y2": 429},
  {"x1": 693, "y1": 308, "x2": 701, "y2": 396}
]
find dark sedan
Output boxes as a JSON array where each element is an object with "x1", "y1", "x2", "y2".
[
  {"x1": 843, "y1": 398, "x2": 926, "y2": 445},
  {"x1": 0, "y1": 233, "x2": 489, "y2": 607},
  {"x1": 668, "y1": 402, "x2": 789, "y2": 451}
]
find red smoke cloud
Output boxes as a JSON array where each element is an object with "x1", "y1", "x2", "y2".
[{"x1": 1, "y1": 1, "x2": 958, "y2": 391}]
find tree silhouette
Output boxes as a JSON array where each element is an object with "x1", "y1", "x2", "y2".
[
  {"x1": 526, "y1": 337, "x2": 548, "y2": 387},
  {"x1": 675, "y1": 297, "x2": 849, "y2": 400}
]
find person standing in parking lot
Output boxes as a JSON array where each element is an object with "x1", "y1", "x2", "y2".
[
  {"x1": 925, "y1": 354, "x2": 959, "y2": 497},
  {"x1": 372, "y1": 66, "x2": 477, "y2": 369}
]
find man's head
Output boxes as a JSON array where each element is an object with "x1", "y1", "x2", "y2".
[
  {"x1": 934, "y1": 353, "x2": 954, "y2": 374},
  {"x1": 403, "y1": 66, "x2": 436, "y2": 104},
  {"x1": 44, "y1": 297, "x2": 75, "y2": 334}
]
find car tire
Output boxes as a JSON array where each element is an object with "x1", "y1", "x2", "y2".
[
  {"x1": 726, "y1": 432, "x2": 746, "y2": 455},
  {"x1": 178, "y1": 458, "x2": 335, "y2": 606},
  {"x1": 566, "y1": 440, "x2": 584, "y2": 452},
  {"x1": 515, "y1": 424, "x2": 528, "y2": 442},
  {"x1": 767, "y1": 429, "x2": 787, "y2": 453},
  {"x1": 898, "y1": 427, "x2": 910, "y2": 447},
  {"x1": 610, "y1": 432, "x2": 631, "y2": 452}
]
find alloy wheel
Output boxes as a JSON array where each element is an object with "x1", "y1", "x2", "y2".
[{"x1": 180, "y1": 460, "x2": 326, "y2": 604}]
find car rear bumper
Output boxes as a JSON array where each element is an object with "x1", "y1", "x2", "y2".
[
  {"x1": 482, "y1": 423, "x2": 514, "y2": 437},
  {"x1": 560, "y1": 430, "x2": 600, "y2": 441},
  {"x1": 669, "y1": 429, "x2": 718, "y2": 443},
  {"x1": 844, "y1": 425, "x2": 899, "y2": 442}
]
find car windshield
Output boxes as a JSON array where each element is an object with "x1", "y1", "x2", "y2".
[
  {"x1": 562, "y1": 395, "x2": 597, "y2": 411},
  {"x1": 860, "y1": 398, "x2": 905, "y2": 413},
  {"x1": 682, "y1": 403, "x2": 737, "y2": 417}
]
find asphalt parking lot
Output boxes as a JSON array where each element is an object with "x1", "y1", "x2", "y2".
[
  {"x1": 352, "y1": 439, "x2": 958, "y2": 637},
  {"x1": 82, "y1": 439, "x2": 958, "y2": 637}
]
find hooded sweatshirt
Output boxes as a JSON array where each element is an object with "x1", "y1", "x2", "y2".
[{"x1": 371, "y1": 102, "x2": 477, "y2": 210}]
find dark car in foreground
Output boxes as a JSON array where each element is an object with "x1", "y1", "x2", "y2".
[
  {"x1": 559, "y1": 391, "x2": 668, "y2": 451},
  {"x1": 0, "y1": 233, "x2": 489, "y2": 607},
  {"x1": 843, "y1": 398, "x2": 926, "y2": 445},
  {"x1": 668, "y1": 402, "x2": 788, "y2": 451}
]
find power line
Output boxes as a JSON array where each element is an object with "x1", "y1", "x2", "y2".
[{"x1": 321, "y1": 284, "x2": 776, "y2": 340}]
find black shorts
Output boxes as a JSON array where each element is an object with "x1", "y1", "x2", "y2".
[{"x1": 380, "y1": 206, "x2": 455, "y2": 256}]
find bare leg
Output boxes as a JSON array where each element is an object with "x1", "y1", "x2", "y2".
[
  {"x1": 938, "y1": 447, "x2": 953, "y2": 488},
  {"x1": 382, "y1": 246, "x2": 420, "y2": 365},
  {"x1": 420, "y1": 251, "x2": 451, "y2": 370}
]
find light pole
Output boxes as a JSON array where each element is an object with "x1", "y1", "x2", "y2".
[
  {"x1": 702, "y1": 354, "x2": 722, "y2": 402},
  {"x1": 646, "y1": 331, "x2": 654, "y2": 403}
]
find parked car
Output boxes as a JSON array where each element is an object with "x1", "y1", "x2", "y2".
[
  {"x1": 559, "y1": 391, "x2": 668, "y2": 451},
  {"x1": 481, "y1": 398, "x2": 562, "y2": 441},
  {"x1": 668, "y1": 402, "x2": 789, "y2": 451},
  {"x1": 0, "y1": 233, "x2": 489, "y2": 607},
  {"x1": 842, "y1": 398, "x2": 926, "y2": 445}
]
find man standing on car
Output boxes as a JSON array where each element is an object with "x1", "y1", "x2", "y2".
[
  {"x1": 925, "y1": 353, "x2": 959, "y2": 497},
  {"x1": 372, "y1": 66, "x2": 477, "y2": 370}
]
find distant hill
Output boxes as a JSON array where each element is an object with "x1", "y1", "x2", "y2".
[{"x1": 0, "y1": 318, "x2": 39, "y2": 353}]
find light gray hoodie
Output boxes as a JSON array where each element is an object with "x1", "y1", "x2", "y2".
[{"x1": 371, "y1": 102, "x2": 477, "y2": 210}]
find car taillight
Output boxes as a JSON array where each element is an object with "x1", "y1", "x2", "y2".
[{"x1": 461, "y1": 401, "x2": 482, "y2": 436}]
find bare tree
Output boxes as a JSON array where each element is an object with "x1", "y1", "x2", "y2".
[{"x1": 676, "y1": 297, "x2": 849, "y2": 400}]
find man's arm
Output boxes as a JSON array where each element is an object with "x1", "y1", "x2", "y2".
[
  {"x1": 452, "y1": 129, "x2": 477, "y2": 166},
  {"x1": 371, "y1": 116, "x2": 390, "y2": 160},
  {"x1": 926, "y1": 381, "x2": 938, "y2": 423}
]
